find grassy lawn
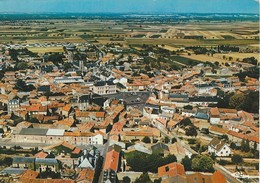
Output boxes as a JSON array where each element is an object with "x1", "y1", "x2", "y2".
[
  {"x1": 170, "y1": 55, "x2": 203, "y2": 66},
  {"x1": 28, "y1": 47, "x2": 64, "y2": 54}
]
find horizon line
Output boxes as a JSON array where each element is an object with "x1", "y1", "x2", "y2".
[{"x1": 0, "y1": 12, "x2": 259, "y2": 15}]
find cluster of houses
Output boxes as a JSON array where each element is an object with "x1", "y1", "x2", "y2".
[{"x1": 0, "y1": 41, "x2": 259, "y2": 182}]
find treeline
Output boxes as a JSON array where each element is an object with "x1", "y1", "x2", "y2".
[
  {"x1": 218, "y1": 45, "x2": 239, "y2": 52},
  {"x1": 235, "y1": 66, "x2": 259, "y2": 81},
  {"x1": 242, "y1": 57, "x2": 258, "y2": 65},
  {"x1": 185, "y1": 46, "x2": 208, "y2": 54},
  {"x1": 8, "y1": 48, "x2": 38, "y2": 61}
]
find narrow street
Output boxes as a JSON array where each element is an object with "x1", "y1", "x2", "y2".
[
  {"x1": 214, "y1": 164, "x2": 242, "y2": 183},
  {"x1": 98, "y1": 134, "x2": 110, "y2": 183}
]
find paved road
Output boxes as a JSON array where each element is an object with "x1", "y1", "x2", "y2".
[
  {"x1": 214, "y1": 164, "x2": 242, "y2": 183},
  {"x1": 99, "y1": 134, "x2": 110, "y2": 183},
  {"x1": 103, "y1": 91, "x2": 150, "y2": 110}
]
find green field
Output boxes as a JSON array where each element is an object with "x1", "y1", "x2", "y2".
[{"x1": 170, "y1": 56, "x2": 203, "y2": 66}]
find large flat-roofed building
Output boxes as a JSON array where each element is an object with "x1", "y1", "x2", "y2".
[
  {"x1": 92, "y1": 81, "x2": 116, "y2": 95},
  {"x1": 12, "y1": 128, "x2": 103, "y2": 146}
]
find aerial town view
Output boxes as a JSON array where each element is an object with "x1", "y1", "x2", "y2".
[{"x1": 0, "y1": 0, "x2": 259, "y2": 183}]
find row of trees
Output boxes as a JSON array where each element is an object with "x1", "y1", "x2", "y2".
[{"x1": 142, "y1": 136, "x2": 177, "y2": 144}]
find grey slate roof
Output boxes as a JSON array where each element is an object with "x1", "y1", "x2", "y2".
[
  {"x1": 19, "y1": 128, "x2": 48, "y2": 136},
  {"x1": 12, "y1": 157, "x2": 35, "y2": 164},
  {"x1": 35, "y1": 158, "x2": 58, "y2": 165},
  {"x1": 151, "y1": 143, "x2": 169, "y2": 152},
  {"x1": 0, "y1": 168, "x2": 26, "y2": 175}
]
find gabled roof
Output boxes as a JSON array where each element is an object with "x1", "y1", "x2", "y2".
[
  {"x1": 19, "y1": 170, "x2": 39, "y2": 180},
  {"x1": 186, "y1": 172, "x2": 211, "y2": 183},
  {"x1": 158, "y1": 162, "x2": 185, "y2": 178},
  {"x1": 209, "y1": 138, "x2": 228, "y2": 152},
  {"x1": 103, "y1": 150, "x2": 120, "y2": 172},
  {"x1": 209, "y1": 137, "x2": 221, "y2": 147},
  {"x1": 78, "y1": 158, "x2": 94, "y2": 169},
  {"x1": 151, "y1": 143, "x2": 169, "y2": 152},
  {"x1": 76, "y1": 168, "x2": 95, "y2": 182},
  {"x1": 210, "y1": 107, "x2": 220, "y2": 117},
  {"x1": 211, "y1": 171, "x2": 227, "y2": 183},
  {"x1": 209, "y1": 126, "x2": 228, "y2": 135},
  {"x1": 34, "y1": 151, "x2": 48, "y2": 159}
]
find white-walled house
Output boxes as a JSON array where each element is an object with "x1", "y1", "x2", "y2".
[
  {"x1": 209, "y1": 107, "x2": 221, "y2": 125},
  {"x1": 208, "y1": 138, "x2": 232, "y2": 157}
]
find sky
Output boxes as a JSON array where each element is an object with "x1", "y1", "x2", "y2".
[{"x1": 0, "y1": 0, "x2": 259, "y2": 14}]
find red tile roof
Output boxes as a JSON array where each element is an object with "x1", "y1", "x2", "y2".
[
  {"x1": 76, "y1": 168, "x2": 94, "y2": 182},
  {"x1": 158, "y1": 162, "x2": 185, "y2": 178},
  {"x1": 20, "y1": 170, "x2": 39, "y2": 180},
  {"x1": 72, "y1": 147, "x2": 81, "y2": 154},
  {"x1": 34, "y1": 151, "x2": 48, "y2": 159},
  {"x1": 211, "y1": 171, "x2": 227, "y2": 183},
  {"x1": 210, "y1": 107, "x2": 220, "y2": 117},
  {"x1": 103, "y1": 150, "x2": 120, "y2": 172}
]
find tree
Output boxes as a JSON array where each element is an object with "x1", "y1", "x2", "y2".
[
  {"x1": 242, "y1": 57, "x2": 258, "y2": 65},
  {"x1": 230, "y1": 142, "x2": 237, "y2": 150},
  {"x1": 181, "y1": 156, "x2": 192, "y2": 171},
  {"x1": 225, "y1": 63, "x2": 230, "y2": 67},
  {"x1": 241, "y1": 139, "x2": 250, "y2": 152},
  {"x1": 171, "y1": 138, "x2": 177, "y2": 144},
  {"x1": 220, "y1": 135, "x2": 228, "y2": 141},
  {"x1": 183, "y1": 105, "x2": 193, "y2": 110},
  {"x1": 214, "y1": 61, "x2": 219, "y2": 67},
  {"x1": 210, "y1": 152, "x2": 216, "y2": 161},
  {"x1": 164, "y1": 136, "x2": 170, "y2": 143},
  {"x1": 154, "y1": 178, "x2": 162, "y2": 183},
  {"x1": 142, "y1": 136, "x2": 151, "y2": 143},
  {"x1": 15, "y1": 62, "x2": 29, "y2": 70},
  {"x1": 191, "y1": 155, "x2": 214, "y2": 172},
  {"x1": 185, "y1": 126, "x2": 198, "y2": 137},
  {"x1": 0, "y1": 157, "x2": 12, "y2": 166},
  {"x1": 134, "y1": 173, "x2": 152, "y2": 183},
  {"x1": 181, "y1": 118, "x2": 192, "y2": 127},
  {"x1": 15, "y1": 79, "x2": 35, "y2": 92},
  {"x1": 231, "y1": 154, "x2": 243, "y2": 165},
  {"x1": 48, "y1": 53, "x2": 64, "y2": 65},
  {"x1": 27, "y1": 117, "x2": 39, "y2": 123},
  {"x1": 126, "y1": 151, "x2": 176, "y2": 173},
  {"x1": 144, "y1": 65, "x2": 151, "y2": 71},
  {"x1": 242, "y1": 91, "x2": 259, "y2": 113},
  {"x1": 229, "y1": 93, "x2": 246, "y2": 110},
  {"x1": 123, "y1": 176, "x2": 131, "y2": 183}
]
